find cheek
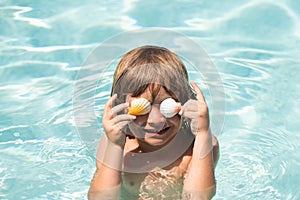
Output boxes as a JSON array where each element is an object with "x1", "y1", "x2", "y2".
[
  {"x1": 168, "y1": 115, "x2": 181, "y2": 126},
  {"x1": 133, "y1": 115, "x2": 148, "y2": 125}
]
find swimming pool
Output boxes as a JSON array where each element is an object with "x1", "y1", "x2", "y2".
[{"x1": 0, "y1": 0, "x2": 299, "y2": 199}]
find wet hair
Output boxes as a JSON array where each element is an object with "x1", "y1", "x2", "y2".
[{"x1": 111, "y1": 45, "x2": 195, "y2": 105}]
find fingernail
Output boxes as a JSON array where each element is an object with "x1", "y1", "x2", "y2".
[{"x1": 179, "y1": 109, "x2": 183, "y2": 115}]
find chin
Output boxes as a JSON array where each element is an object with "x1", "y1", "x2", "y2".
[{"x1": 143, "y1": 138, "x2": 167, "y2": 146}]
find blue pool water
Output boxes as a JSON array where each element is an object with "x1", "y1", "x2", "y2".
[{"x1": 1, "y1": 0, "x2": 300, "y2": 199}]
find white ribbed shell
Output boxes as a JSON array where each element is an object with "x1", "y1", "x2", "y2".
[
  {"x1": 129, "y1": 98, "x2": 151, "y2": 115},
  {"x1": 160, "y1": 98, "x2": 181, "y2": 118}
]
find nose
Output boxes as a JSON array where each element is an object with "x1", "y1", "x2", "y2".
[{"x1": 147, "y1": 104, "x2": 166, "y2": 128}]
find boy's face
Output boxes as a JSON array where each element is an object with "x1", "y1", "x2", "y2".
[{"x1": 128, "y1": 87, "x2": 181, "y2": 147}]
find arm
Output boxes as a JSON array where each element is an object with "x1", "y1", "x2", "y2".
[
  {"x1": 182, "y1": 131, "x2": 216, "y2": 200},
  {"x1": 88, "y1": 94, "x2": 135, "y2": 199},
  {"x1": 88, "y1": 136, "x2": 123, "y2": 200},
  {"x1": 180, "y1": 81, "x2": 217, "y2": 199}
]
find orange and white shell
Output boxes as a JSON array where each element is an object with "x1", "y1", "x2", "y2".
[
  {"x1": 129, "y1": 98, "x2": 151, "y2": 115},
  {"x1": 160, "y1": 98, "x2": 181, "y2": 118}
]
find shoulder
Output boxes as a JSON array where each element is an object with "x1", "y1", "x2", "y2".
[{"x1": 212, "y1": 134, "x2": 220, "y2": 167}]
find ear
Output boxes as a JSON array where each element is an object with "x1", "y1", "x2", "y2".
[{"x1": 126, "y1": 94, "x2": 132, "y2": 104}]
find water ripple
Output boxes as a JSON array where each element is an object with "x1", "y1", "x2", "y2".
[
  {"x1": 0, "y1": 6, "x2": 51, "y2": 28},
  {"x1": 184, "y1": 1, "x2": 299, "y2": 41},
  {"x1": 0, "y1": 137, "x2": 95, "y2": 199},
  {"x1": 216, "y1": 126, "x2": 300, "y2": 199},
  {"x1": 0, "y1": 0, "x2": 299, "y2": 199}
]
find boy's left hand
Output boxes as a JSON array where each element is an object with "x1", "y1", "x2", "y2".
[{"x1": 179, "y1": 81, "x2": 210, "y2": 135}]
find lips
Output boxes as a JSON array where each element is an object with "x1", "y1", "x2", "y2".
[{"x1": 144, "y1": 127, "x2": 170, "y2": 135}]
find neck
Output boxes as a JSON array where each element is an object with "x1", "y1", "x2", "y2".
[{"x1": 137, "y1": 141, "x2": 165, "y2": 153}]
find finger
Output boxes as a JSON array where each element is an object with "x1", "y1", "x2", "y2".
[
  {"x1": 113, "y1": 120, "x2": 134, "y2": 135},
  {"x1": 111, "y1": 102, "x2": 129, "y2": 115},
  {"x1": 178, "y1": 103, "x2": 186, "y2": 115},
  {"x1": 115, "y1": 121, "x2": 132, "y2": 131},
  {"x1": 181, "y1": 111, "x2": 200, "y2": 120},
  {"x1": 178, "y1": 100, "x2": 198, "y2": 115},
  {"x1": 190, "y1": 81, "x2": 206, "y2": 103},
  {"x1": 104, "y1": 94, "x2": 117, "y2": 117},
  {"x1": 113, "y1": 114, "x2": 136, "y2": 124}
]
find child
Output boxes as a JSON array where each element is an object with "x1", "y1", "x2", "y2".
[{"x1": 88, "y1": 46, "x2": 219, "y2": 200}]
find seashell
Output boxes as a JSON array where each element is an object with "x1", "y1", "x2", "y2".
[
  {"x1": 160, "y1": 98, "x2": 181, "y2": 118},
  {"x1": 129, "y1": 98, "x2": 151, "y2": 115}
]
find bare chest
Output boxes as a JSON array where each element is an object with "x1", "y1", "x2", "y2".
[{"x1": 121, "y1": 166, "x2": 186, "y2": 199}]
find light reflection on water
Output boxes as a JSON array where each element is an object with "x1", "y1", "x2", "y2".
[{"x1": 0, "y1": 0, "x2": 299, "y2": 199}]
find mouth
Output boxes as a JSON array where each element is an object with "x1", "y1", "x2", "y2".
[{"x1": 144, "y1": 127, "x2": 170, "y2": 136}]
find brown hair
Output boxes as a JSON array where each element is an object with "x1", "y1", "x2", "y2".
[{"x1": 111, "y1": 45, "x2": 195, "y2": 105}]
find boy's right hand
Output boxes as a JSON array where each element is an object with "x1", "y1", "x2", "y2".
[{"x1": 102, "y1": 94, "x2": 136, "y2": 148}]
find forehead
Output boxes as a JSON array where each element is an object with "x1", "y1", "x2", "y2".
[{"x1": 137, "y1": 86, "x2": 172, "y2": 103}]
